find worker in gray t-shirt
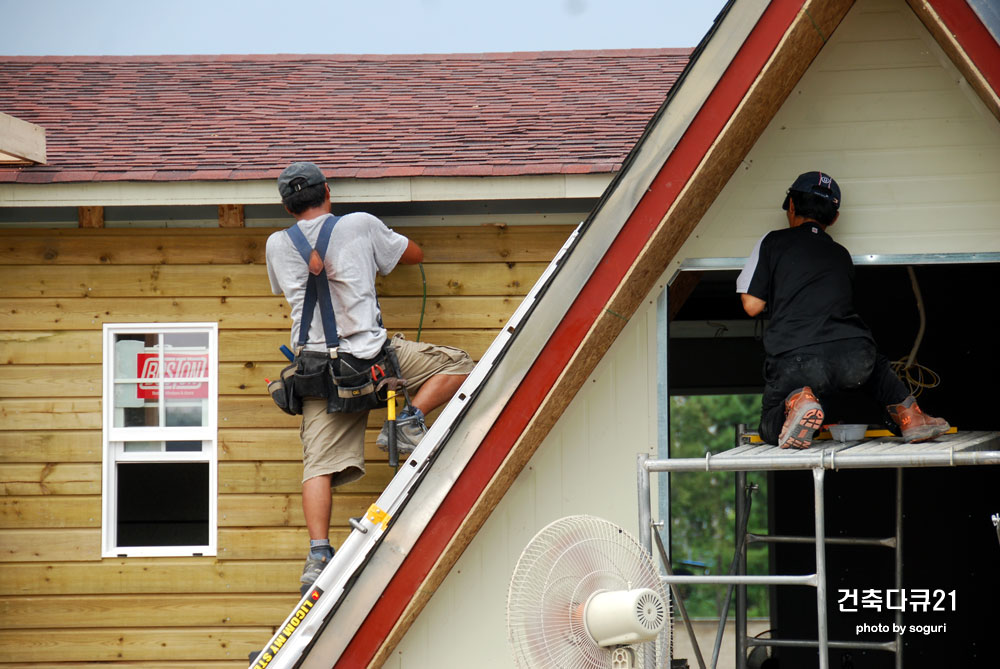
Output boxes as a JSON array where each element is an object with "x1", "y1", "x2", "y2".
[{"x1": 266, "y1": 162, "x2": 474, "y2": 591}]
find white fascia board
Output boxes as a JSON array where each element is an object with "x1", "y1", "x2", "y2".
[{"x1": 0, "y1": 173, "x2": 613, "y2": 207}]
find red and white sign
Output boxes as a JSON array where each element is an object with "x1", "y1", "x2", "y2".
[{"x1": 136, "y1": 352, "x2": 209, "y2": 400}]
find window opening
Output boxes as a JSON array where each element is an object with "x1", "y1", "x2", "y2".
[{"x1": 102, "y1": 323, "x2": 218, "y2": 557}]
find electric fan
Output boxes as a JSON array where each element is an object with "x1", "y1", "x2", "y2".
[{"x1": 507, "y1": 515, "x2": 672, "y2": 669}]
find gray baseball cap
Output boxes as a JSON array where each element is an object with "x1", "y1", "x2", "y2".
[{"x1": 278, "y1": 162, "x2": 327, "y2": 199}]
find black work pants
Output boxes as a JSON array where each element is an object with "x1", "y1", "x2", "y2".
[{"x1": 758, "y1": 337, "x2": 909, "y2": 445}]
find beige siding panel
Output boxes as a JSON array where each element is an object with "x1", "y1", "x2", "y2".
[
  {"x1": 670, "y1": 0, "x2": 1000, "y2": 267},
  {"x1": 393, "y1": 294, "x2": 660, "y2": 667}
]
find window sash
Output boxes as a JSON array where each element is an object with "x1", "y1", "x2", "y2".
[{"x1": 102, "y1": 323, "x2": 218, "y2": 557}]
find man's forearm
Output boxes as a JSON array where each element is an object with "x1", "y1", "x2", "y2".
[{"x1": 741, "y1": 292, "x2": 766, "y2": 317}]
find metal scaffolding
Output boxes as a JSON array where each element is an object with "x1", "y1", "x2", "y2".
[{"x1": 637, "y1": 430, "x2": 1000, "y2": 669}]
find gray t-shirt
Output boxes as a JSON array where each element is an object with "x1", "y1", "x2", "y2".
[{"x1": 266, "y1": 212, "x2": 408, "y2": 359}]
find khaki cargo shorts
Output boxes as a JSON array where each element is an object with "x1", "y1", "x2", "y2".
[{"x1": 300, "y1": 333, "x2": 475, "y2": 485}]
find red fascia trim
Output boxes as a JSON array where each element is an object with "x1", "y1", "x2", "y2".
[
  {"x1": 335, "y1": 1, "x2": 807, "y2": 666},
  {"x1": 926, "y1": 0, "x2": 1000, "y2": 98}
]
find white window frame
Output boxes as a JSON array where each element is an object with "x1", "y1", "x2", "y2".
[{"x1": 101, "y1": 322, "x2": 218, "y2": 557}]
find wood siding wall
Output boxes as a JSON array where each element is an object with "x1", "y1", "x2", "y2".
[{"x1": 0, "y1": 222, "x2": 572, "y2": 666}]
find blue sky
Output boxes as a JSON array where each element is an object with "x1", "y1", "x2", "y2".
[{"x1": 1, "y1": 0, "x2": 728, "y2": 56}]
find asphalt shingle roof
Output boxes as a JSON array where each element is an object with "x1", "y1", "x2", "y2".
[{"x1": 0, "y1": 50, "x2": 690, "y2": 183}]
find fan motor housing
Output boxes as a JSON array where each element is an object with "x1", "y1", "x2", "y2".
[{"x1": 584, "y1": 588, "x2": 667, "y2": 647}]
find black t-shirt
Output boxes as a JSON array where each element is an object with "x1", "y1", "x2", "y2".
[{"x1": 736, "y1": 223, "x2": 872, "y2": 356}]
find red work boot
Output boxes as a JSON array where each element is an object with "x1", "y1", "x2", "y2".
[
  {"x1": 887, "y1": 396, "x2": 950, "y2": 443},
  {"x1": 779, "y1": 386, "x2": 824, "y2": 449}
]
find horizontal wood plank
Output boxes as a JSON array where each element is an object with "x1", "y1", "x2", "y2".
[
  {"x1": 219, "y1": 527, "x2": 349, "y2": 560},
  {"x1": 0, "y1": 261, "x2": 545, "y2": 298},
  {"x1": 218, "y1": 493, "x2": 374, "y2": 528},
  {"x1": 2, "y1": 355, "x2": 489, "y2": 397},
  {"x1": 220, "y1": 427, "x2": 397, "y2": 462},
  {"x1": 0, "y1": 527, "x2": 350, "y2": 562},
  {"x1": 1, "y1": 229, "x2": 269, "y2": 265},
  {"x1": 1, "y1": 463, "x2": 99, "y2": 495},
  {"x1": 0, "y1": 328, "x2": 497, "y2": 364},
  {"x1": 0, "y1": 593, "x2": 299, "y2": 629},
  {"x1": 0, "y1": 427, "x2": 395, "y2": 464},
  {"x1": 0, "y1": 430, "x2": 101, "y2": 463},
  {"x1": 404, "y1": 225, "x2": 572, "y2": 263},
  {"x1": 0, "y1": 330, "x2": 101, "y2": 365},
  {"x1": 0, "y1": 399, "x2": 102, "y2": 430},
  {"x1": 0, "y1": 627, "x2": 265, "y2": 663},
  {"x1": 0, "y1": 663, "x2": 246, "y2": 668},
  {"x1": 217, "y1": 461, "x2": 395, "y2": 495},
  {"x1": 0, "y1": 363, "x2": 101, "y2": 397},
  {"x1": 0, "y1": 225, "x2": 571, "y2": 265},
  {"x1": 2, "y1": 295, "x2": 519, "y2": 330},
  {"x1": 0, "y1": 496, "x2": 100, "y2": 529},
  {"x1": 0, "y1": 493, "x2": 374, "y2": 530},
  {"x1": 1, "y1": 559, "x2": 302, "y2": 595},
  {"x1": 2, "y1": 460, "x2": 396, "y2": 496},
  {"x1": 1, "y1": 528, "x2": 99, "y2": 562},
  {"x1": 0, "y1": 396, "x2": 436, "y2": 431}
]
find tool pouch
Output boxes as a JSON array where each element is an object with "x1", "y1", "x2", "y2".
[
  {"x1": 268, "y1": 351, "x2": 333, "y2": 416},
  {"x1": 267, "y1": 361, "x2": 300, "y2": 416},
  {"x1": 328, "y1": 349, "x2": 390, "y2": 414},
  {"x1": 293, "y1": 351, "x2": 333, "y2": 398}
]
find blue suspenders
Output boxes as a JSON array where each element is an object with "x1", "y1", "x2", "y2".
[{"x1": 285, "y1": 215, "x2": 340, "y2": 352}]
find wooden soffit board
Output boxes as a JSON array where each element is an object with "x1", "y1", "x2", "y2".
[
  {"x1": 907, "y1": 0, "x2": 1000, "y2": 122},
  {"x1": 354, "y1": 0, "x2": 856, "y2": 666}
]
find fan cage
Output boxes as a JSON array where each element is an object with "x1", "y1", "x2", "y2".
[{"x1": 507, "y1": 515, "x2": 672, "y2": 669}]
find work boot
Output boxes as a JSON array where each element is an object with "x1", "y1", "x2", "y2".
[
  {"x1": 779, "y1": 386, "x2": 824, "y2": 450},
  {"x1": 376, "y1": 409, "x2": 427, "y2": 455},
  {"x1": 887, "y1": 396, "x2": 950, "y2": 443},
  {"x1": 300, "y1": 550, "x2": 332, "y2": 590}
]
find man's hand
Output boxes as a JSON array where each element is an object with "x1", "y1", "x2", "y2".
[{"x1": 741, "y1": 293, "x2": 766, "y2": 317}]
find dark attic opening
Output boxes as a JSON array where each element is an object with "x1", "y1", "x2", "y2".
[{"x1": 666, "y1": 260, "x2": 1000, "y2": 669}]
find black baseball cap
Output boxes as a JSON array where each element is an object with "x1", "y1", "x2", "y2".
[
  {"x1": 278, "y1": 162, "x2": 327, "y2": 199},
  {"x1": 782, "y1": 171, "x2": 841, "y2": 211}
]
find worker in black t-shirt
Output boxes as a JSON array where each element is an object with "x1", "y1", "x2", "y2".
[{"x1": 736, "y1": 171, "x2": 949, "y2": 448}]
